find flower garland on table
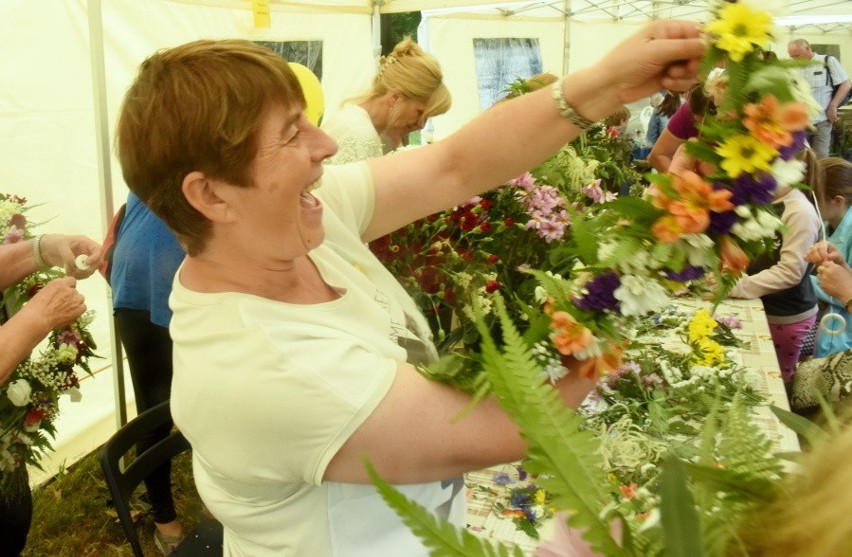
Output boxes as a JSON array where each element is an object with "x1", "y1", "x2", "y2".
[
  {"x1": 0, "y1": 194, "x2": 97, "y2": 485},
  {"x1": 368, "y1": 1, "x2": 816, "y2": 555}
]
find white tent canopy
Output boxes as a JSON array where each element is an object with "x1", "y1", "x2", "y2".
[
  {"x1": 415, "y1": 0, "x2": 852, "y2": 138},
  {"x1": 1, "y1": 0, "x2": 851, "y2": 481}
]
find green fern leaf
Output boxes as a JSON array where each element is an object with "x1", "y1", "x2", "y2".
[
  {"x1": 366, "y1": 460, "x2": 523, "y2": 557},
  {"x1": 473, "y1": 295, "x2": 628, "y2": 556}
]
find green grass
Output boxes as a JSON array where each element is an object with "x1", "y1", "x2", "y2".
[{"x1": 23, "y1": 449, "x2": 204, "y2": 556}]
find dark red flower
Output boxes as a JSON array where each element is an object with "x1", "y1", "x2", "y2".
[
  {"x1": 24, "y1": 408, "x2": 46, "y2": 427},
  {"x1": 485, "y1": 280, "x2": 502, "y2": 294},
  {"x1": 10, "y1": 214, "x2": 26, "y2": 229}
]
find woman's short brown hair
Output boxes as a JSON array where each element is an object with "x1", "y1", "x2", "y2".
[{"x1": 116, "y1": 39, "x2": 304, "y2": 255}]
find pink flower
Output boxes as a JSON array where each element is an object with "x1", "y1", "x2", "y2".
[
  {"x1": 4, "y1": 225, "x2": 24, "y2": 244},
  {"x1": 508, "y1": 172, "x2": 537, "y2": 190}
]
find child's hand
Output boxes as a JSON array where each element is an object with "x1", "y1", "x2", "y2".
[{"x1": 806, "y1": 241, "x2": 847, "y2": 267}]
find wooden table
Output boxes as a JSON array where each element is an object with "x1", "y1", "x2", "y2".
[{"x1": 463, "y1": 298, "x2": 799, "y2": 553}]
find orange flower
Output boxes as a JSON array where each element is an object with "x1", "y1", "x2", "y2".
[
  {"x1": 651, "y1": 215, "x2": 682, "y2": 244},
  {"x1": 619, "y1": 483, "x2": 638, "y2": 500},
  {"x1": 559, "y1": 342, "x2": 624, "y2": 382},
  {"x1": 550, "y1": 311, "x2": 593, "y2": 356},
  {"x1": 720, "y1": 235, "x2": 749, "y2": 274},
  {"x1": 743, "y1": 95, "x2": 810, "y2": 149},
  {"x1": 651, "y1": 171, "x2": 733, "y2": 243}
]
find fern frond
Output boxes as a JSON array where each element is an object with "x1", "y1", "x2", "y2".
[
  {"x1": 474, "y1": 295, "x2": 628, "y2": 556},
  {"x1": 366, "y1": 460, "x2": 523, "y2": 557}
]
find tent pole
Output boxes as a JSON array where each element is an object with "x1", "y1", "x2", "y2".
[
  {"x1": 87, "y1": 0, "x2": 128, "y2": 430},
  {"x1": 562, "y1": 0, "x2": 571, "y2": 75},
  {"x1": 372, "y1": 1, "x2": 383, "y2": 61}
]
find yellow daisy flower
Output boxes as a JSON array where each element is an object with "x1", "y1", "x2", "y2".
[
  {"x1": 705, "y1": 3, "x2": 772, "y2": 62},
  {"x1": 688, "y1": 308, "x2": 717, "y2": 342},
  {"x1": 715, "y1": 134, "x2": 777, "y2": 178}
]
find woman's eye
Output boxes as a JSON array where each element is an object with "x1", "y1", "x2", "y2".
[{"x1": 281, "y1": 130, "x2": 300, "y2": 145}]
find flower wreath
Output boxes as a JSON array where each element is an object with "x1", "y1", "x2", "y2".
[
  {"x1": 0, "y1": 193, "x2": 97, "y2": 485},
  {"x1": 370, "y1": 1, "x2": 818, "y2": 555},
  {"x1": 444, "y1": 0, "x2": 814, "y2": 390}
]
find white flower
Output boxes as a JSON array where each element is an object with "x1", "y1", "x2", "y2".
[
  {"x1": 677, "y1": 234, "x2": 714, "y2": 267},
  {"x1": 731, "y1": 208, "x2": 779, "y2": 242},
  {"x1": 614, "y1": 275, "x2": 669, "y2": 316},
  {"x1": 619, "y1": 250, "x2": 657, "y2": 275},
  {"x1": 574, "y1": 338, "x2": 604, "y2": 360},
  {"x1": 55, "y1": 343, "x2": 78, "y2": 363},
  {"x1": 788, "y1": 71, "x2": 825, "y2": 119},
  {"x1": 755, "y1": 208, "x2": 782, "y2": 231},
  {"x1": 541, "y1": 361, "x2": 569, "y2": 384},
  {"x1": 6, "y1": 379, "x2": 32, "y2": 407},
  {"x1": 734, "y1": 205, "x2": 752, "y2": 218},
  {"x1": 771, "y1": 157, "x2": 805, "y2": 188}
]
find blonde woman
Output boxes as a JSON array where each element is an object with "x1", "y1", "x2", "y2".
[{"x1": 322, "y1": 37, "x2": 451, "y2": 163}]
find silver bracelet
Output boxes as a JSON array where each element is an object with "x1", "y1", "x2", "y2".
[
  {"x1": 551, "y1": 76, "x2": 596, "y2": 131},
  {"x1": 32, "y1": 234, "x2": 49, "y2": 269}
]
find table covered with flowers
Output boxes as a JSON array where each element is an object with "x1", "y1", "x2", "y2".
[{"x1": 462, "y1": 298, "x2": 799, "y2": 554}]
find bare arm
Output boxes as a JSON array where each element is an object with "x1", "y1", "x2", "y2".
[
  {"x1": 827, "y1": 79, "x2": 851, "y2": 124},
  {"x1": 361, "y1": 21, "x2": 705, "y2": 241},
  {"x1": 648, "y1": 128, "x2": 685, "y2": 173},
  {"x1": 0, "y1": 234, "x2": 104, "y2": 288},
  {"x1": 0, "y1": 277, "x2": 86, "y2": 383},
  {"x1": 323, "y1": 361, "x2": 597, "y2": 484},
  {"x1": 0, "y1": 240, "x2": 42, "y2": 289}
]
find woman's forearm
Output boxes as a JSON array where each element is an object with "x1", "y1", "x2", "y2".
[
  {"x1": 0, "y1": 309, "x2": 50, "y2": 385},
  {"x1": 0, "y1": 239, "x2": 42, "y2": 290}
]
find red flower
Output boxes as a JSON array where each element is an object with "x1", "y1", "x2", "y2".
[
  {"x1": 485, "y1": 280, "x2": 502, "y2": 294},
  {"x1": 10, "y1": 213, "x2": 26, "y2": 229},
  {"x1": 504, "y1": 218, "x2": 515, "y2": 227},
  {"x1": 487, "y1": 254, "x2": 499, "y2": 264},
  {"x1": 24, "y1": 408, "x2": 46, "y2": 427}
]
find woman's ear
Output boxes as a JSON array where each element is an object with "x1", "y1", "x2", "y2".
[
  {"x1": 182, "y1": 171, "x2": 234, "y2": 223},
  {"x1": 388, "y1": 89, "x2": 404, "y2": 105}
]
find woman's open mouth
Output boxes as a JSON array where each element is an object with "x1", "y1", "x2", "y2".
[{"x1": 300, "y1": 190, "x2": 321, "y2": 208}]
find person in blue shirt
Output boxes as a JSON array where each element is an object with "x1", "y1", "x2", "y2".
[
  {"x1": 807, "y1": 158, "x2": 852, "y2": 357},
  {"x1": 645, "y1": 89, "x2": 682, "y2": 149},
  {"x1": 110, "y1": 191, "x2": 186, "y2": 553}
]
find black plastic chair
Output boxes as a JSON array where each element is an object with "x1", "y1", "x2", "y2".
[{"x1": 100, "y1": 400, "x2": 223, "y2": 556}]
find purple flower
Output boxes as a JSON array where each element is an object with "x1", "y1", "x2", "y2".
[
  {"x1": 709, "y1": 209, "x2": 738, "y2": 234},
  {"x1": 58, "y1": 330, "x2": 81, "y2": 345},
  {"x1": 640, "y1": 373, "x2": 666, "y2": 388},
  {"x1": 575, "y1": 272, "x2": 620, "y2": 311},
  {"x1": 715, "y1": 315, "x2": 742, "y2": 329},
  {"x1": 731, "y1": 172, "x2": 776, "y2": 205},
  {"x1": 778, "y1": 131, "x2": 807, "y2": 160},
  {"x1": 511, "y1": 491, "x2": 534, "y2": 507},
  {"x1": 493, "y1": 472, "x2": 513, "y2": 486},
  {"x1": 663, "y1": 265, "x2": 705, "y2": 282},
  {"x1": 515, "y1": 464, "x2": 529, "y2": 481}
]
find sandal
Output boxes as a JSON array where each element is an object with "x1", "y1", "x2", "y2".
[{"x1": 153, "y1": 528, "x2": 184, "y2": 555}]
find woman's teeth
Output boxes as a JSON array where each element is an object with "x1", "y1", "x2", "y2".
[{"x1": 300, "y1": 191, "x2": 319, "y2": 208}]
